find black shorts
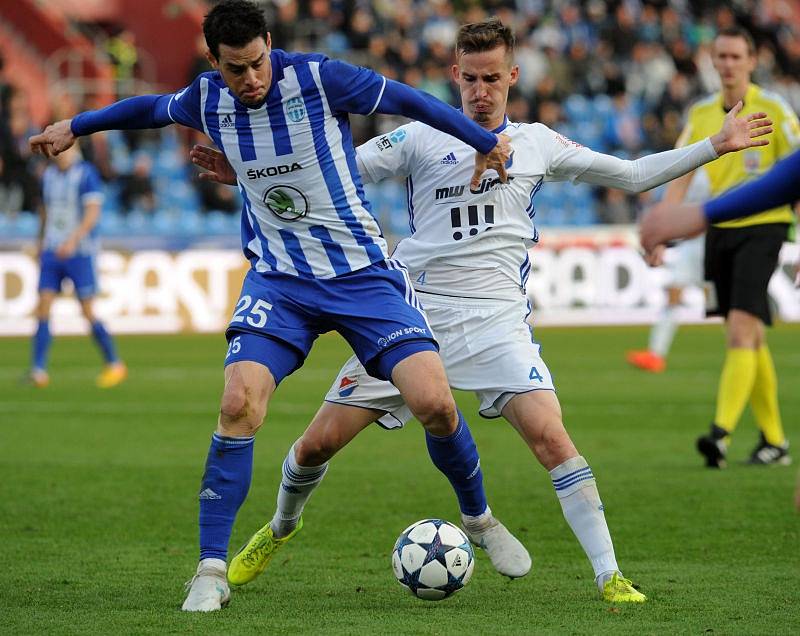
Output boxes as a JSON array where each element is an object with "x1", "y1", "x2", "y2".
[{"x1": 704, "y1": 223, "x2": 789, "y2": 325}]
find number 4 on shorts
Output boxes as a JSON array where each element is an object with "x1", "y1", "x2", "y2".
[{"x1": 529, "y1": 366, "x2": 543, "y2": 381}]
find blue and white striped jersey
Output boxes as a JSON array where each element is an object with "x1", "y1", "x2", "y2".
[
  {"x1": 166, "y1": 49, "x2": 389, "y2": 279},
  {"x1": 41, "y1": 160, "x2": 104, "y2": 255}
]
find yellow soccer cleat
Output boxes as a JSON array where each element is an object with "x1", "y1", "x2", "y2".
[
  {"x1": 96, "y1": 362, "x2": 127, "y2": 388},
  {"x1": 228, "y1": 517, "x2": 303, "y2": 586},
  {"x1": 602, "y1": 572, "x2": 647, "y2": 603}
]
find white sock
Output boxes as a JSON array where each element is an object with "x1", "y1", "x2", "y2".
[
  {"x1": 648, "y1": 305, "x2": 678, "y2": 358},
  {"x1": 270, "y1": 443, "x2": 328, "y2": 537},
  {"x1": 461, "y1": 505, "x2": 492, "y2": 534},
  {"x1": 550, "y1": 456, "x2": 618, "y2": 587}
]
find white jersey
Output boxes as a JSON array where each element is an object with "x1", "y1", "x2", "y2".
[{"x1": 357, "y1": 118, "x2": 598, "y2": 299}]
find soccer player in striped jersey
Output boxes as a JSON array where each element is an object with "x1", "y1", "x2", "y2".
[
  {"x1": 30, "y1": 0, "x2": 525, "y2": 612},
  {"x1": 28, "y1": 143, "x2": 126, "y2": 389},
  {"x1": 194, "y1": 18, "x2": 773, "y2": 602}
]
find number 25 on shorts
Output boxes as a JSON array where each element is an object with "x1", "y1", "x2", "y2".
[{"x1": 231, "y1": 294, "x2": 273, "y2": 328}]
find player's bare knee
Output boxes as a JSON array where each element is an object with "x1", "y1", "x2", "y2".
[
  {"x1": 294, "y1": 434, "x2": 334, "y2": 466},
  {"x1": 414, "y1": 394, "x2": 458, "y2": 436},
  {"x1": 218, "y1": 386, "x2": 265, "y2": 436},
  {"x1": 532, "y1": 421, "x2": 577, "y2": 469}
]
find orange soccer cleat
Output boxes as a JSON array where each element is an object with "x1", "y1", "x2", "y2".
[
  {"x1": 626, "y1": 350, "x2": 666, "y2": 373},
  {"x1": 96, "y1": 362, "x2": 128, "y2": 388}
]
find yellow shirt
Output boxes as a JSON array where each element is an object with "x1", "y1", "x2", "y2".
[{"x1": 677, "y1": 83, "x2": 800, "y2": 228}]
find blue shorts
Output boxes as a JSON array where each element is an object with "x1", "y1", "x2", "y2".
[
  {"x1": 38, "y1": 250, "x2": 98, "y2": 299},
  {"x1": 224, "y1": 260, "x2": 437, "y2": 383}
]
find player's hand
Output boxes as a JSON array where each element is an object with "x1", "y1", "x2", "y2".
[
  {"x1": 642, "y1": 243, "x2": 667, "y2": 267},
  {"x1": 56, "y1": 237, "x2": 77, "y2": 259},
  {"x1": 471, "y1": 133, "x2": 511, "y2": 190},
  {"x1": 29, "y1": 119, "x2": 76, "y2": 158},
  {"x1": 709, "y1": 101, "x2": 773, "y2": 156},
  {"x1": 639, "y1": 201, "x2": 707, "y2": 254},
  {"x1": 190, "y1": 144, "x2": 237, "y2": 186}
]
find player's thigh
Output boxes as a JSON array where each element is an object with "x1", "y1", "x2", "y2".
[
  {"x1": 296, "y1": 400, "x2": 380, "y2": 466},
  {"x1": 65, "y1": 254, "x2": 98, "y2": 301},
  {"x1": 501, "y1": 390, "x2": 577, "y2": 470},
  {"x1": 324, "y1": 354, "x2": 411, "y2": 429},
  {"x1": 390, "y1": 350, "x2": 455, "y2": 423},
  {"x1": 329, "y1": 261, "x2": 437, "y2": 381},
  {"x1": 224, "y1": 270, "x2": 318, "y2": 385},
  {"x1": 422, "y1": 295, "x2": 555, "y2": 418},
  {"x1": 704, "y1": 227, "x2": 733, "y2": 317},
  {"x1": 38, "y1": 250, "x2": 65, "y2": 298}
]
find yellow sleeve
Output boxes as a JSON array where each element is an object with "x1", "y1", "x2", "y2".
[{"x1": 776, "y1": 105, "x2": 800, "y2": 157}]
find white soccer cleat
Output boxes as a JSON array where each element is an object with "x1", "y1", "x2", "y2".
[
  {"x1": 181, "y1": 558, "x2": 231, "y2": 612},
  {"x1": 463, "y1": 518, "x2": 531, "y2": 578}
]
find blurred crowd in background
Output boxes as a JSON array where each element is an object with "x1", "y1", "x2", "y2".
[{"x1": 1, "y1": 0, "x2": 799, "y2": 242}]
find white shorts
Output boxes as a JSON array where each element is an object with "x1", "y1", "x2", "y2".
[
  {"x1": 324, "y1": 292, "x2": 555, "y2": 429},
  {"x1": 664, "y1": 234, "x2": 705, "y2": 288}
]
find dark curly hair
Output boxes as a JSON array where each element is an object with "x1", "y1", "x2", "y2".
[{"x1": 203, "y1": 0, "x2": 269, "y2": 60}]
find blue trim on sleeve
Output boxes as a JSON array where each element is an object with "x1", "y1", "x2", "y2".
[{"x1": 704, "y1": 149, "x2": 800, "y2": 222}]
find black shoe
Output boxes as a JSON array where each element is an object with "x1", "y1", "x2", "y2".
[
  {"x1": 696, "y1": 424, "x2": 728, "y2": 469},
  {"x1": 746, "y1": 433, "x2": 791, "y2": 466}
]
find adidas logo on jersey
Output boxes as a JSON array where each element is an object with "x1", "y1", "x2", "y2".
[
  {"x1": 440, "y1": 152, "x2": 458, "y2": 165},
  {"x1": 220, "y1": 114, "x2": 235, "y2": 129}
]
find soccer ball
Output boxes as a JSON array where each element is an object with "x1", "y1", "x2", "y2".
[{"x1": 391, "y1": 518, "x2": 475, "y2": 601}]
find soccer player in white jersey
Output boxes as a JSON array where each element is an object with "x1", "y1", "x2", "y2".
[
  {"x1": 626, "y1": 169, "x2": 711, "y2": 373},
  {"x1": 193, "y1": 18, "x2": 773, "y2": 603},
  {"x1": 28, "y1": 143, "x2": 127, "y2": 389},
  {"x1": 30, "y1": 1, "x2": 526, "y2": 612}
]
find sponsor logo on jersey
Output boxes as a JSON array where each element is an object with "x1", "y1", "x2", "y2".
[
  {"x1": 470, "y1": 174, "x2": 515, "y2": 194},
  {"x1": 435, "y1": 185, "x2": 466, "y2": 200},
  {"x1": 338, "y1": 376, "x2": 358, "y2": 397},
  {"x1": 263, "y1": 185, "x2": 309, "y2": 221},
  {"x1": 285, "y1": 97, "x2": 306, "y2": 123},
  {"x1": 246, "y1": 163, "x2": 303, "y2": 179},
  {"x1": 220, "y1": 114, "x2": 235, "y2": 129},
  {"x1": 375, "y1": 129, "x2": 407, "y2": 152},
  {"x1": 744, "y1": 150, "x2": 761, "y2": 174},
  {"x1": 440, "y1": 151, "x2": 458, "y2": 165},
  {"x1": 377, "y1": 326, "x2": 428, "y2": 348}
]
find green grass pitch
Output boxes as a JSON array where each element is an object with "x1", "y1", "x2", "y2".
[{"x1": 2, "y1": 324, "x2": 799, "y2": 634}]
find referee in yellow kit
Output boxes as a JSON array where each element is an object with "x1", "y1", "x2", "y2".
[{"x1": 658, "y1": 27, "x2": 800, "y2": 468}]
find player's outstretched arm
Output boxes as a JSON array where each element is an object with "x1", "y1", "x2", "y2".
[
  {"x1": 640, "y1": 149, "x2": 800, "y2": 252},
  {"x1": 29, "y1": 94, "x2": 173, "y2": 158},
  {"x1": 190, "y1": 145, "x2": 238, "y2": 186},
  {"x1": 574, "y1": 103, "x2": 772, "y2": 194}
]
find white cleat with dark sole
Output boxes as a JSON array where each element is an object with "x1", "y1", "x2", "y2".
[
  {"x1": 463, "y1": 518, "x2": 532, "y2": 578},
  {"x1": 181, "y1": 558, "x2": 231, "y2": 612}
]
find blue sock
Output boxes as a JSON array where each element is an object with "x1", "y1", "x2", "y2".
[
  {"x1": 32, "y1": 320, "x2": 52, "y2": 370},
  {"x1": 198, "y1": 433, "x2": 255, "y2": 561},
  {"x1": 90, "y1": 320, "x2": 118, "y2": 363},
  {"x1": 425, "y1": 410, "x2": 487, "y2": 516}
]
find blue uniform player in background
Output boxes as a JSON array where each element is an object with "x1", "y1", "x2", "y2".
[
  {"x1": 28, "y1": 143, "x2": 127, "y2": 389},
  {"x1": 30, "y1": 0, "x2": 520, "y2": 612}
]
